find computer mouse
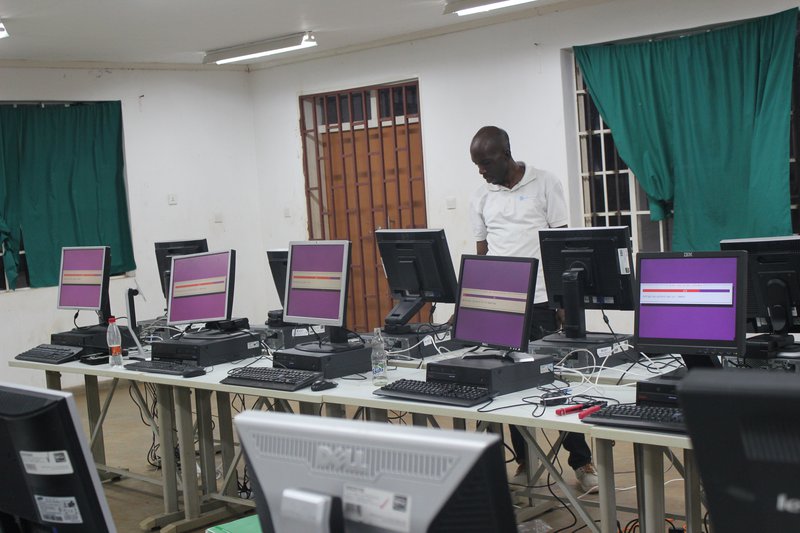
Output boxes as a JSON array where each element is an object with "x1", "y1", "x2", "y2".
[
  {"x1": 311, "y1": 380, "x2": 338, "y2": 391},
  {"x1": 182, "y1": 367, "x2": 207, "y2": 378}
]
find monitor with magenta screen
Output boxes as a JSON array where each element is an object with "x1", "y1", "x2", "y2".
[
  {"x1": 167, "y1": 250, "x2": 235, "y2": 325},
  {"x1": 283, "y1": 240, "x2": 356, "y2": 348},
  {"x1": 235, "y1": 410, "x2": 516, "y2": 533},
  {"x1": 57, "y1": 246, "x2": 112, "y2": 323},
  {"x1": 634, "y1": 250, "x2": 747, "y2": 369},
  {"x1": 452, "y1": 255, "x2": 538, "y2": 352}
]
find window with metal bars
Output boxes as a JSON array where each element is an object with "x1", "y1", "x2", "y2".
[{"x1": 574, "y1": 30, "x2": 800, "y2": 253}]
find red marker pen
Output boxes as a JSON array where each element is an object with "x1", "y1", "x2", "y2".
[{"x1": 578, "y1": 404, "x2": 605, "y2": 420}]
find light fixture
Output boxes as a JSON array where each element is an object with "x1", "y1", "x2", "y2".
[
  {"x1": 203, "y1": 31, "x2": 317, "y2": 65},
  {"x1": 0, "y1": 18, "x2": 9, "y2": 39},
  {"x1": 443, "y1": 0, "x2": 541, "y2": 16}
]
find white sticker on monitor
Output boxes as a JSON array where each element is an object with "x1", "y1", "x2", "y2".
[
  {"x1": 343, "y1": 484, "x2": 411, "y2": 533},
  {"x1": 617, "y1": 248, "x2": 631, "y2": 275},
  {"x1": 34, "y1": 495, "x2": 83, "y2": 524},
  {"x1": 20, "y1": 450, "x2": 74, "y2": 475}
]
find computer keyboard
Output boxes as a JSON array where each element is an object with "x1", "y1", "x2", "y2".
[
  {"x1": 373, "y1": 378, "x2": 493, "y2": 407},
  {"x1": 15, "y1": 344, "x2": 84, "y2": 364},
  {"x1": 220, "y1": 366, "x2": 322, "y2": 392},
  {"x1": 581, "y1": 403, "x2": 686, "y2": 434},
  {"x1": 124, "y1": 359, "x2": 200, "y2": 376}
]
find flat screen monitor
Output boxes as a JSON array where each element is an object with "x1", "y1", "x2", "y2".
[
  {"x1": 57, "y1": 246, "x2": 112, "y2": 324},
  {"x1": 266, "y1": 249, "x2": 288, "y2": 308},
  {"x1": 634, "y1": 251, "x2": 747, "y2": 368},
  {"x1": 284, "y1": 240, "x2": 354, "y2": 347},
  {"x1": 538, "y1": 226, "x2": 635, "y2": 343},
  {"x1": 154, "y1": 239, "x2": 209, "y2": 299},
  {"x1": 375, "y1": 228, "x2": 458, "y2": 333},
  {"x1": 451, "y1": 255, "x2": 538, "y2": 352},
  {"x1": 166, "y1": 250, "x2": 235, "y2": 326},
  {"x1": 234, "y1": 410, "x2": 516, "y2": 533},
  {"x1": 720, "y1": 235, "x2": 799, "y2": 348},
  {"x1": 678, "y1": 369, "x2": 800, "y2": 532},
  {"x1": 0, "y1": 382, "x2": 116, "y2": 532}
]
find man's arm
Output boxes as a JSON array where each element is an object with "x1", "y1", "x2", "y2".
[{"x1": 476, "y1": 240, "x2": 488, "y2": 256}]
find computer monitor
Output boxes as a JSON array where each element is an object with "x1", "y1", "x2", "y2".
[
  {"x1": 375, "y1": 228, "x2": 458, "y2": 333},
  {"x1": 451, "y1": 255, "x2": 538, "y2": 352},
  {"x1": 538, "y1": 226, "x2": 635, "y2": 343},
  {"x1": 634, "y1": 251, "x2": 747, "y2": 369},
  {"x1": 0, "y1": 382, "x2": 116, "y2": 532},
  {"x1": 166, "y1": 250, "x2": 235, "y2": 326},
  {"x1": 57, "y1": 246, "x2": 112, "y2": 324},
  {"x1": 234, "y1": 410, "x2": 516, "y2": 533},
  {"x1": 720, "y1": 235, "x2": 799, "y2": 351},
  {"x1": 154, "y1": 239, "x2": 209, "y2": 299},
  {"x1": 283, "y1": 240, "x2": 357, "y2": 349},
  {"x1": 266, "y1": 249, "x2": 289, "y2": 308},
  {"x1": 678, "y1": 369, "x2": 800, "y2": 532}
]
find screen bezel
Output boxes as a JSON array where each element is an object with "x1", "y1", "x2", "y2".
[
  {"x1": 282, "y1": 240, "x2": 351, "y2": 328},
  {"x1": 56, "y1": 246, "x2": 111, "y2": 312},
  {"x1": 154, "y1": 238, "x2": 209, "y2": 298},
  {"x1": 633, "y1": 250, "x2": 748, "y2": 357},
  {"x1": 166, "y1": 249, "x2": 235, "y2": 326},
  {"x1": 451, "y1": 254, "x2": 538, "y2": 352}
]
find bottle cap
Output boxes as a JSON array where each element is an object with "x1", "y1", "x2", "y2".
[{"x1": 108, "y1": 316, "x2": 116, "y2": 324}]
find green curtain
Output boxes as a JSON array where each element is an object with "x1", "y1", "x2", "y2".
[
  {"x1": 575, "y1": 9, "x2": 796, "y2": 251},
  {"x1": 0, "y1": 101, "x2": 136, "y2": 288}
]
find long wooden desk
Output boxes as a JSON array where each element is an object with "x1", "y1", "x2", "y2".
[{"x1": 11, "y1": 356, "x2": 698, "y2": 533}]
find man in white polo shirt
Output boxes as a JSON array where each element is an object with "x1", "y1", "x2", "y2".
[{"x1": 468, "y1": 125, "x2": 598, "y2": 493}]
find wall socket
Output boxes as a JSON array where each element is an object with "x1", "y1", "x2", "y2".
[{"x1": 167, "y1": 193, "x2": 178, "y2": 206}]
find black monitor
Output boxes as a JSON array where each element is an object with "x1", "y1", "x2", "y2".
[
  {"x1": 235, "y1": 410, "x2": 516, "y2": 533},
  {"x1": 451, "y1": 255, "x2": 538, "y2": 352},
  {"x1": 375, "y1": 229, "x2": 458, "y2": 333},
  {"x1": 678, "y1": 369, "x2": 800, "y2": 532},
  {"x1": 538, "y1": 226, "x2": 635, "y2": 343},
  {"x1": 154, "y1": 239, "x2": 208, "y2": 299},
  {"x1": 266, "y1": 249, "x2": 289, "y2": 308},
  {"x1": 284, "y1": 240, "x2": 361, "y2": 350},
  {"x1": 720, "y1": 235, "x2": 799, "y2": 352},
  {"x1": 0, "y1": 382, "x2": 116, "y2": 532},
  {"x1": 634, "y1": 250, "x2": 747, "y2": 370}
]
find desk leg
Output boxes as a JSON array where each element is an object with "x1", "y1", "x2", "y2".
[
  {"x1": 45, "y1": 370, "x2": 62, "y2": 390},
  {"x1": 684, "y1": 449, "x2": 702, "y2": 533},
  {"x1": 195, "y1": 389, "x2": 216, "y2": 495},
  {"x1": 174, "y1": 387, "x2": 201, "y2": 520},
  {"x1": 139, "y1": 385, "x2": 183, "y2": 531},
  {"x1": 84, "y1": 375, "x2": 107, "y2": 466},
  {"x1": 596, "y1": 438, "x2": 617, "y2": 533},
  {"x1": 641, "y1": 445, "x2": 665, "y2": 533},
  {"x1": 216, "y1": 392, "x2": 237, "y2": 497}
]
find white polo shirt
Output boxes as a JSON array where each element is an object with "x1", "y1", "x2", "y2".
[{"x1": 469, "y1": 163, "x2": 569, "y2": 304}]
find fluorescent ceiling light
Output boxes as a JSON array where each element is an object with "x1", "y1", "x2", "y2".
[
  {"x1": 0, "y1": 19, "x2": 9, "y2": 39},
  {"x1": 443, "y1": 0, "x2": 541, "y2": 16},
  {"x1": 204, "y1": 31, "x2": 317, "y2": 65}
]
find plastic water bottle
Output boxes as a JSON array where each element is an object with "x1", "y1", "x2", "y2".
[
  {"x1": 371, "y1": 327, "x2": 388, "y2": 386},
  {"x1": 107, "y1": 316, "x2": 123, "y2": 367}
]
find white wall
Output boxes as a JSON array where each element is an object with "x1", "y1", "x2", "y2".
[
  {"x1": 248, "y1": 0, "x2": 799, "y2": 330},
  {"x1": 1, "y1": 0, "x2": 797, "y2": 386},
  {"x1": 0, "y1": 68, "x2": 262, "y2": 387}
]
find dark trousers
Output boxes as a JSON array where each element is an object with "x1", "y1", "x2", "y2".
[{"x1": 510, "y1": 304, "x2": 592, "y2": 469}]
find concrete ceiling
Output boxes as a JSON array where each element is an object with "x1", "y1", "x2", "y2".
[{"x1": 0, "y1": 0, "x2": 610, "y2": 68}]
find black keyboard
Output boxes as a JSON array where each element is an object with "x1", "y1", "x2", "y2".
[
  {"x1": 15, "y1": 344, "x2": 85, "y2": 364},
  {"x1": 373, "y1": 378, "x2": 493, "y2": 407},
  {"x1": 220, "y1": 366, "x2": 322, "y2": 392},
  {"x1": 124, "y1": 360, "x2": 198, "y2": 376},
  {"x1": 582, "y1": 403, "x2": 686, "y2": 434}
]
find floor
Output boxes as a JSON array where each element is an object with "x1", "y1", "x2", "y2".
[{"x1": 66, "y1": 381, "x2": 692, "y2": 533}]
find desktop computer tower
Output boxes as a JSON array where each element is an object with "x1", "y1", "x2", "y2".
[
  {"x1": 150, "y1": 329, "x2": 262, "y2": 367},
  {"x1": 426, "y1": 353, "x2": 555, "y2": 395},
  {"x1": 273, "y1": 345, "x2": 372, "y2": 379},
  {"x1": 51, "y1": 325, "x2": 137, "y2": 352}
]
